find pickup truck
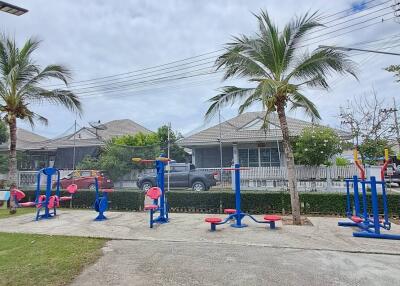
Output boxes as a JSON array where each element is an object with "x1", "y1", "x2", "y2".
[{"x1": 137, "y1": 163, "x2": 218, "y2": 191}]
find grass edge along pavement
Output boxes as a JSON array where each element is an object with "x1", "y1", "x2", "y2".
[
  {"x1": 0, "y1": 232, "x2": 107, "y2": 286},
  {"x1": 0, "y1": 208, "x2": 35, "y2": 219}
]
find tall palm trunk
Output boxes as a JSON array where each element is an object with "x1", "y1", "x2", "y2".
[
  {"x1": 276, "y1": 103, "x2": 301, "y2": 225},
  {"x1": 8, "y1": 115, "x2": 18, "y2": 213}
]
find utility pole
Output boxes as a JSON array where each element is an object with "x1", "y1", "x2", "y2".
[{"x1": 393, "y1": 97, "x2": 400, "y2": 153}]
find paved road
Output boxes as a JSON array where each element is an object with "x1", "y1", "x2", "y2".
[{"x1": 71, "y1": 239, "x2": 400, "y2": 286}]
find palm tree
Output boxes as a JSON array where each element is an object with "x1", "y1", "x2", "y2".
[
  {"x1": 0, "y1": 35, "x2": 82, "y2": 213},
  {"x1": 206, "y1": 11, "x2": 357, "y2": 225}
]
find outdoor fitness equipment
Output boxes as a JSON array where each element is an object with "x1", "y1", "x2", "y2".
[
  {"x1": 204, "y1": 163, "x2": 281, "y2": 231},
  {"x1": 11, "y1": 167, "x2": 67, "y2": 221},
  {"x1": 93, "y1": 177, "x2": 114, "y2": 221},
  {"x1": 338, "y1": 149, "x2": 400, "y2": 240},
  {"x1": 132, "y1": 156, "x2": 169, "y2": 228}
]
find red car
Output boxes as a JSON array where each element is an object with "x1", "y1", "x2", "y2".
[{"x1": 55, "y1": 170, "x2": 114, "y2": 190}]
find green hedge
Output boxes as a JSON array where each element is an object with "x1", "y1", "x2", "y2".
[{"x1": 14, "y1": 190, "x2": 400, "y2": 216}]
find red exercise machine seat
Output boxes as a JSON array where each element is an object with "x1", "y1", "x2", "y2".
[
  {"x1": 144, "y1": 204, "x2": 158, "y2": 210},
  {"x1": 146, "y1": 187, "x2": 161, "y2": 200},
  {"x1": 59, "y1": 196, "x2": 72, "y2": 202},
  {"x1": 60, "y1": 184, "x2": 78, "y2": 202},
  {"x1": 205, "y1": 217, "x2": 222, "y2": 224},
  {"x1": 351, "y1": 216, "x2": 363, "y2": 223},
  {"x1": 101, "y1": 189, "x2": 114, "y2": 193},
  {"x1": 224, "y1": 208, "x2": 236, "y2": 214},
  {"x1": 264, "y1": 215, "x2": 282, "y2": 222}
]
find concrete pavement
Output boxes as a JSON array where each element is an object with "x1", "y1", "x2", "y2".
[{"x1": 1, "y1": 210, "x2": 400, "y2": 285}]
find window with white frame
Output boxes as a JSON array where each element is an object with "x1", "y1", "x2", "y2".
[{"x1": 238, "y1": 147, "x2": 280, "y2": 167}]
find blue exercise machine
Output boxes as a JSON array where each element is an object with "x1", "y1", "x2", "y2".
[
  {"x1": 93, "y1": 177, "x2": 114, "y2": 221},
  {"x1": 11, "y1": 167, "x2": 62, "y2": 221},
  {"x1": 338, "y1": 149, "x2": 400, "y2": 240},
  {"x1": 205, "y1": 163, "x2": 281, "y2": 231},
  {"x1": 132, "y1": 156, "x2": 169, "y2": 228}
]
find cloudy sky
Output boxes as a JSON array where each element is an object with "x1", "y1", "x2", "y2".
[{"x1": 1, "y1": 0, "x2": 399, "y2": 138}]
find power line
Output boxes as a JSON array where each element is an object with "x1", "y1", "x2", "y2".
[{"x1": 43, "y1": 1, "x2": 393, "y2": 90}]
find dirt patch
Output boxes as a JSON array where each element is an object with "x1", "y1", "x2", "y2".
[{"x1": 282, "y1": 216, "x2": 313, "y2": 226}]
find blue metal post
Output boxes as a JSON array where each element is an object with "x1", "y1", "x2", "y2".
[
  {"x1": 43, "y1": 169, "x2": 53, "y2": 218},
  {"x1": 370, "y1": 176, "x2": 381, "y2": 235},
  {"x1": 155, "y1": 160, "x2": 167, "y2": 223},
  {"x1": 231, "y1": 163, "x2": 247, "y2": 228},
  {"x1": 360, "y1": 180, "x2": 368, "y2": 221},
  {"x1": 352, "y1": 175, "x2": 361, "y2": 217},
  {"x1": 345, "y1": 180, "x2": 351, "y2": 217},
  {"x1": 94, "y1": 177, "x2": 99, "y2": 201},
  {"x1": 381, "y1": 181, "x2": 390, "y2": 227}
]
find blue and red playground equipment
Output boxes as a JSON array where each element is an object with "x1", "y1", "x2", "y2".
[
  {"x1": 338, "y1": 149, "x2": 400, "y2": 240},
  {"x1": 93, "y1": 177, "x2": 114, "y2": 221},
  {"x1": 204, "y1": 164, "x2": 281, "y2": 231},
  {"x1": 11, "y1": 167, "x2": 77, "y2": 221},
  {"x1": 132, "y1": 156, "x2": 169, "y2": 228}
]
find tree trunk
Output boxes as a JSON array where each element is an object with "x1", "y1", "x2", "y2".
[
  {"x1": 276, "y1": 104, "x2": 301, "y2": 225},
  {"x1": 8, "y1": 116, "x2": 18, "y2": 214}
]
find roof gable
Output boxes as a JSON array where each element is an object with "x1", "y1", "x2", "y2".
[{"x1": 178, "y1": 111, "x2": 351, "y2": 146}]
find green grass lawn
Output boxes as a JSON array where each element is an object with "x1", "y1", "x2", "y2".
[
  {"x1": 0, "y1": 232, "x2": 107, "y2": 286},
  {"x1": 0, "y1": 208, "x2": 35, "y2": 219}
]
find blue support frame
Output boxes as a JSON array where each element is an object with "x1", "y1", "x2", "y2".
[
  {"x1": 34, "y1": 167, "x2": 60, "y2": 221},
  {"x1": 338, "y1": 176, "x2": 400, "y2": 240},
  {"x1": 147, "y1": 158, "x2": 169, "y2": 228},
  {"x1": 209, "y1": 163, "x2": 278, "y2": 231}
]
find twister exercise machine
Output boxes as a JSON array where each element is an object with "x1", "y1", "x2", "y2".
[
  {"x1": 338, "y1": 149, "x2": 400, "y2": 240},
  {"x1": 204, "y1": 164, "x2": 281, "y2": 231},
  {"x1": 93, "y1": 177, "x2": 114, "y2": 221},
  {"x1": 132, "y1": 156, "x2": 169, "y2": 228}
]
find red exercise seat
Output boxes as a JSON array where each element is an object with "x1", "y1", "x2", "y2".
[
  {"x1": 351, "y1": 216, "x2": 363, "y2": 223},
  {"x1": 101, "y1": 189, "x2": 114, "y2": 193},
  {"x1": 59, "y1": 196, "x2": 72, "y2": 202},
  {"x1": 205, "y1": 217, "x2": 222, "y2": 224},
  {"x1": 264, "y1": 215, "x2": 282, "y2": 222},
  {"x1": 144, "y1": 204, "x2": 158, "y2": 210},
  {"x1": 19, "y1": 202, "x2": 35, "y2": 207},
  {"x1": 224, "y1": 208, "x2": 236, "y2": 214}
]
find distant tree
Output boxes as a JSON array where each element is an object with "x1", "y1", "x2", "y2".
[
  {"x1": 358, "y1": 138, "x2": 392, "y2": 165},
  {"x1": 293, "y1": 127, "x2": 342, "y2": 166},
  {"x1": 339, "y1": 90, "x2": 394, "y2": 145},
  {"x1": 385, "y1": 65, "x2": 400, "y2": 82},
  {"x1": 157, "y1": 125, "x2": 187, "y2": 162},
  {"x1": 335, "y1": 157, "x2": 350, "y2": 166},
  {"x1": 77, "y1": 126, "x2": 187, "y2": 181}
]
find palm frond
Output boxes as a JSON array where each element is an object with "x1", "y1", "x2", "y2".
[
  {"x1": 205, "y1": 86, "x2": 255, "y2": 120},
  {"x1": 287, "y1": 48, "x2": 358, "y2": 84},
  {"x1": 289, "y1": 91, "x2": 321, "y2": 120}
]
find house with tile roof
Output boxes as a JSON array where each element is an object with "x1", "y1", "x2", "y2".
[
  {"x1": 0, "y1": 119, "x2": 152, "y2": 170},
  {"x1": 178, "y1": 111, "x2": 351, "y2": 168}
]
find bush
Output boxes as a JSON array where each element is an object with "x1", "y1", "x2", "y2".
[{"x1": 13, "y1": 190, "x2": 400, "y2": 216}]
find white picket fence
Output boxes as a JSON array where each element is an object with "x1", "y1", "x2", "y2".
[{"x1": 198, "y1": 166, "x2": 359, "y2": 191}]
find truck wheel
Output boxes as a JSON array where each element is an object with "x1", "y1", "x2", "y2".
[
  {"x1": 192, "y1": 181, "x2": 206, "y2": 192},
  {"x1": 141, "y1": 181, "x2": 153, "y2": 192}
]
